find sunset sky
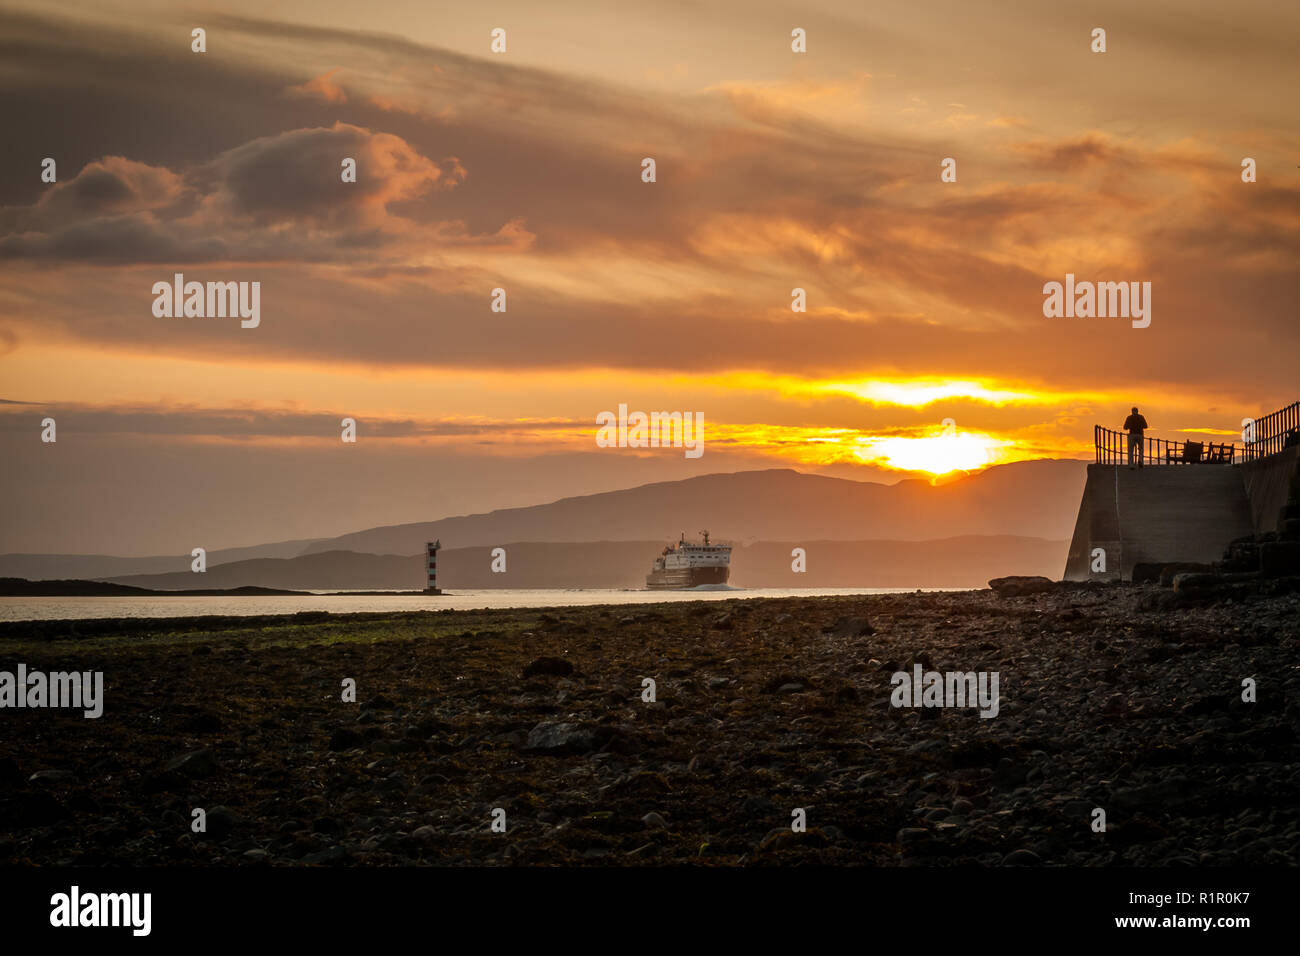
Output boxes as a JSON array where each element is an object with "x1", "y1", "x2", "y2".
[{"x1": 1, "y1": 0, "x2": 1297, "y2": 554}]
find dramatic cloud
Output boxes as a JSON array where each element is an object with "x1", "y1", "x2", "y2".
[
  {"x1": 0, "y1": 124, "x2": 491, "y2": 262},
  {"x1": 0, "y1": 0, "x2": 1295, "y2": 552}
]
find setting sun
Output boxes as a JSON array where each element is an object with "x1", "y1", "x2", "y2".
[{"x1": 856, "y1": 430, "x2": 1004, "y2": 475}]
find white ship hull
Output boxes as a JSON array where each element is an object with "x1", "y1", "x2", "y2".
[
  {"x1": 645, "y1": 531, "x2": 731, "y2": 589},
  {"x1": 645, "y1": 565, "x2": 730, "y2": 589}
]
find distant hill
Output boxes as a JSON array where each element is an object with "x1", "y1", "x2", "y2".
[
  {"x1": 104, "y1": 536, "x2": 1068, "y2": 590},
  {"x1": 105, "y1": 551, "x2": 416, "y2": 592},
  {"x1": 296, "y1": 461, "x2": 1087, "y2": 556},
  {"x1": 0, "y1": 577, "x2": 157, "y2": 596},
  {"x1": 0, "y1": 537, "x2": 324, "y2": 581},
  {"x1": 0, "y1": 578, "x2": 303, "y2": 596},
  {"x1": 4, "y1": 462, "x2": 1086, "y2": 586}
]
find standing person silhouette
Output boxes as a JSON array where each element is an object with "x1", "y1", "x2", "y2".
[{"x1": 1123, "y1": 406, "x2": 1148, "y2": 469}]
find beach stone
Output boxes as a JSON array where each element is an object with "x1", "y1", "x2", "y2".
[
  {"x1": 1158, "y1": 563, "x2": 1215, "y2": 587},
  {"x1": 1137, "y1": 589, "x2": 1181, "y2": 611},
  {"x1": 1173, "y1": 573, "x2": 1221, "y2": 594},
  {"x1": 1181, "y1": 695, "x2": 1224, "y2": 716},
  {"x1": 180, "y1": 712, "x2": 223, "y2": 733},
  {"x1": 1221, "y1": 536, "x2": 1260, "y2": 572},
  {"x1": 1003, "y1": 848, "x2": 1041, "y2": 865},
  {"x1": 1112, "y1": 777, "x2": 1198, "y2": 811},
  {"x1": 165, "y1": 749, "x2": 217, "y2": 778},
  {"x1": 328, "y1": 728, "x2": 365, "y2": 751},
  {"x1": 764, "y1": 673, "x2": 812, "y2": 693},
  {"x1": 27, "y1": 769, "x2": 76, "y2": 785},
  {"x1": 61, "y1": 788, "x2": 95, "y2": 812},
  {"x1": 521, "y1": 721, "x2": 599, "y2": 754},
  {"x1": 0, "y1": 757, "x2": 23, "y2": 789},
  {"x1": 992, "y1": 759, "x2": 1029, "y2": 787},
  {"x1": 10, "y1": 791, "x2": 69, "y2": 826},
  {"x1": 523, "y1": 656, "x2": 573, "y2": 677},
  {"x1": 1130, "y1": 563, "x2": 1166, "y2": 585},
  {"x1": 740, "y1": 795, "x2": 778, "y2": 818},
  {"x1": 301, "y1": 846, "x2": 350, "y2": 865},
  {"x1": 205, "y1": 806, "x2": 240, "y2": 838},
  {"x1": 988, "y1": 576, "x2": 1056, "y2": 597},
  {"x1": 824, "y1": 616, "x2": 874, "y2": 639},
  {"x1": 759, "y1": 827, "x2": 831, "y2": 850},
  {"x1": 1260, "y1": 542, "x2": 1300, "y2": 577}
]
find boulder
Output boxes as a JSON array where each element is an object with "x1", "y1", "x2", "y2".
[
  {"x1": 1172, "y1": 572, "x2": 1221, "y2": 595},
  {"x1": 1158, "y1": 563, "x2": 1216, "y2": 588},
  {"x1": 1130, "y1": 563, "x2": 1166, "y2": 585},
  {"x1": 1260, "y1": 541, "x2": 1300, "y2": 577},
  {"x1": 988, "y1": 575, "x2": 1057, "y2": 597}
]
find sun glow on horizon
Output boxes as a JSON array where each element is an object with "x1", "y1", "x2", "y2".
[
  {"x1": 814, "y1": 379, "x2": 1043, "y2": 407},
  {"x1": 854, "y1": 429, "x2": 1007, "y2": 475}
]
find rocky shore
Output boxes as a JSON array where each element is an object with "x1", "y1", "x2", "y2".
[{"x1": 1, "y1": 582, "x2": 1297, "y2": 866}]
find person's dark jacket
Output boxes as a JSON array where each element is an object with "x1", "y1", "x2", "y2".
[{"x1": 1124, "y1": 413, "x2": 1148, "y2": 433}]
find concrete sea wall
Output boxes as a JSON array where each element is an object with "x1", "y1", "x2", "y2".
[{"x1": 1064, "y1": 462, "x2": 1257, "y2": 581}]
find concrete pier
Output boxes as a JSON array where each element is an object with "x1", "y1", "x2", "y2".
[
  {"x1": 1064, "y1": 444, "x2": 1300, "y2": 581},
  {"x1": 1064, "y1": 464, "x2": 1253, "y2": 581}
]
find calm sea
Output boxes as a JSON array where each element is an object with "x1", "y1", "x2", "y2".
[{"x1": 0, "y1": 587, "x2": 947, "y2": 622}]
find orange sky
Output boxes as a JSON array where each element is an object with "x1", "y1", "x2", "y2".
[{"x1": 0, "y1": 0, "x2": 1297, "y2": 552}]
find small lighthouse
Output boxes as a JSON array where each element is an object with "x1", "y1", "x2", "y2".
[{"x1": 424, "y1": 540, "x2": 443, "y2": 594}]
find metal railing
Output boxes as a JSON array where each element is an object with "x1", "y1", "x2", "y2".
[
  {"x1": 1094, "y1": 425, "x2": 1235, "y2": 466},
  {"x1": 1242, "y1": 401, "x2": 1300, "y2": 461}
]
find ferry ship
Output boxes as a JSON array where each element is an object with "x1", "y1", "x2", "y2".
[{"x1": 645, "y1": 530, "x2": 731, "y2": 589}]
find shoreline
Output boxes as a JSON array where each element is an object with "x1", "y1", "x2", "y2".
[
  {"x1": 1, "y1": 584, "x2": 1296, "y2": 867},
  {"x1": 0, "y1": 586, "x2": 968, "y2": 627}
]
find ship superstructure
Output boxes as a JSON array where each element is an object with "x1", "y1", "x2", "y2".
[{"x1": 645, "y1": 530, "x2": 731, "y2": 589}]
